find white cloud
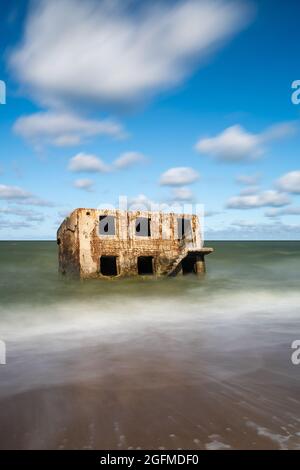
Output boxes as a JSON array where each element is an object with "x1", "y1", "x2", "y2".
[
  {"x1": 239, "y1": 185, "x2": 260, "y2": 196},
  {"x1": 283, "y1": 206, "x2": 300, "y2": 215},
  {"x1": 126, "y1": 194, "x2": 194, "y2": 213},
  {"x1": 68, "y1": 151, "x2": 147, "y2": 174},
  {"x1": 0, "y1": 207, "x2": 43, "y2": 218},
  {"x1": 236, "y1": 173, "x2": 261, "y2": 185},
  {"x1": 0, "y1": 220, "x2": 34, "y2": 231},
  {"x1": 197, "y1": 125, "x2": 261, "y2": 161},
  {"x1": 265, "y1": 206, "x2": 300, "y2": 218},
  {"x1": 206, "y1": 220, "x2": 300, "y2": 240},
  {"x1": 204, "y1": 210, "x2": 221, "y2": 217},
  {"x1": 0, "y1": 184, "x2": 31, "y2": 200},
  {"x1": 10, "y1": 0, "x2": 250, "y2": 108},
  {"x1": 262, "y1": 122, "x2": 296, "y2": 141},
  {"x1": 73, "y1": 178, "x2": 94, "y2": 192},
  {"x1": 0, "y1": 206, "x2": 45, "y2": 229},
  {"x1": 231, "y1": 219, "x2": 258, "y2": 228},
  {"x1": 160, "y1": 167, "x2": 199, "y2": 186},
  {"x1": 196, "y1": 123, "x2": 295, "y2": 161},
  {"x1": 14, "y1": 111, "x2": 124, "y2": 147},
  {"x1": 226, "y1": 190, "x2": 290, "y2": 209},
  {"x1": 0, "y1": 207, "x2": 45, "y2": 224},
  {"x1": 26, "y1": 214, "x2": 45, "y2": 223},
  {"x1": 127, "y1": 194, "x2": 155, "y2": 211},
  {"x1": 171, "y1": 186, "x2": 194, "y2": 202},
  {"x1": 264, "y1": 208, "x2": 280, "y2": 218},
  {"x1": 15, "y1": 197, "x2": 55, "y2": 207},
  {"x1": 0, "y1": 184, "x2": 55, "y2": 207},
  {"x1": 113, "y1": 152, "x2": 146, "y2": 170},
  {"x1": 68, "y1": 153, "x2": 110, "y2": 173},
  {"x1": 277, "y1": 171, "x2": 300, "y2": 194}
]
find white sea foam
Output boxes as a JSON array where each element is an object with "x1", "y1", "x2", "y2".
[
  {"x1": 1, "y1": 290, "x2": 299, "y2": 346},
  {"x1": 205, "y1": 434, "x2": 231, "y2": 450},
  {"x1": 245, "y1": 421, "x2": 300, "y2": 450}
]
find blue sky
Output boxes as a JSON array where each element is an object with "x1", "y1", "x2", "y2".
[{"x1": 1, "y1": 0, "x2": 300, "y2": 240}]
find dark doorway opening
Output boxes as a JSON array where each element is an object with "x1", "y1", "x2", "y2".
[
  {"x1": 138, "y1": 256, "x2": 154, "y2": 275},
  {"x1": 100, "y1": 256, "x2": 118, "y2": 276},
  {"x1": 181, "y1": 256, "x2": 196, "y2": 275}
]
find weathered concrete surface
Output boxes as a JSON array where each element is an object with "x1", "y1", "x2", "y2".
[{"x1": 57, "y1": 208, "x2": 213, "y2": 279}]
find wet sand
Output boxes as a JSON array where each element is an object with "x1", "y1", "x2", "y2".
[{"x1": 1, "y1": 363, "x2": 299, "y2": 450}]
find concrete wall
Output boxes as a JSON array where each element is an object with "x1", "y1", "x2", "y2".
[
  {"x1": 57, "y1": 208, "x2": 203, "y2": 278},
  {"x1": 57, "y1": 210, "x2": 80, "y2": 276}
]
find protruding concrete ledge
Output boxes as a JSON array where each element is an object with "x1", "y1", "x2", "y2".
[{"x1": 188, "y1": 247, "x2": 214, "y2": 256}]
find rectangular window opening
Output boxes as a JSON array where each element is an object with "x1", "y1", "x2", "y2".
[
  {"x1": 177, "y1": 218, "x2": 192, "y2": 240},
  {"x1": 135, "y1": 217, "x2": 151, "y2": 237},
  {"x1": 100, "y1": 256, "x2": 118, "y2": 276},
  {"x1": 100, "y1": 215, "x2": 116, "y2": 236},
  {"x1": 138, "y1": 256, "x2": 154, "y2": 275}
]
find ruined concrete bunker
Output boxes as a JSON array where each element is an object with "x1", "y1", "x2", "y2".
[{"x1": 57, "y1": 208, "x2": 213, "y2": 279}]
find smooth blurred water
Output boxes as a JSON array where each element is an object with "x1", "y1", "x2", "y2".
[
  {"x1": 0, "y1": 241, "x2": 300, "y2": 450},
  {"x1": 1, "y1": 241, "x2": 300, "y2": 302}
]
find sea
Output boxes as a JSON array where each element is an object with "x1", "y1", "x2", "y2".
[{"x1": 0, "y1": 241, "x2": 299, "y2": 450}]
